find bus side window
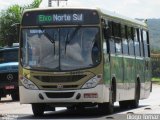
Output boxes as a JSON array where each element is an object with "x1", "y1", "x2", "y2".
[
  {"x1": 134, "y1": 28, "x2": 140, "y2": 57},
  {"x1": 113, "y1": 22, "x2": 122, "y2": 54},
  {"x1": 122, "y1": 25, "x2": 129, "y2": 55},
  {"x1": 108, "y1": 21, "x2": 115, "y2": 54},
  {"x1": 143, "y1": 30, "x2": 149, "y2": 57},
  {"x1": 139, "y1": 29, "x2": 144, "y2": 57},
  {"x1": 128, "y1": 27, "x2": 134, "y2": 56}
]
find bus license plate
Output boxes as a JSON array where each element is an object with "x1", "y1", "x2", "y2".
[
  {"x1": 84, "y1": 93, "x2": 98, "y2": 98},
  {"x1": 5, "y1": 85, "x2": 15, "y2": 90}
]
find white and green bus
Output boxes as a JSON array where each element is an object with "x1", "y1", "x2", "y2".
[{"x1": 19, "y1": 7, "x2": 152, "y2": 116}]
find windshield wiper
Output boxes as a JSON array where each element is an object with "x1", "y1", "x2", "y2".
[
  {"x1": 39, "y1": 25, "x2": 55, "y2": 43},
  {"x1": 38, "y1": 25, "x2": 56, "y2": 55},
  {"x1": 65, "y1": 25, "x2": 81, "y2": 54}
]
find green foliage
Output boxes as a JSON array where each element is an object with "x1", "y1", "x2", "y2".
[
  {"x1": 22, "y1": 0, "x2": 42, "y2": 13},
  {"x1": 152, "y1": 78, "x2": 160, "y2": 85},
  {"x1": 0, "y1": 0, "x2": 42, "y2": 47},
  {"x1": 26, "y1": 0, "x2": 42, "y2": 9},
  {"x1": 147, "y1": 19, "x2": 160, "y2": 52},
  {"x1": 152, "y1": 55, "x2": 160, "y2": 78},
  {"x1": 0, "y1": 5, "x2": 21, "y2": 46}
]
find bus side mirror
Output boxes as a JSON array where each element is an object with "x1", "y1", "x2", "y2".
[
  {"x1": 104, "y1": 28, "x2": 109, "y2": 40},
  {"x1": 101, "y1": 19, "x2": 109, "y2": 39}
]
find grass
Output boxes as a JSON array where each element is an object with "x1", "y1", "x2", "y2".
[{"x1": 152, "y1": 78, "x2": 160, "y2": 85}]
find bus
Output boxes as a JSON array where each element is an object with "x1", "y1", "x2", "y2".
[{"x1": 19, "y1": 7, "x2": 152, "y2": 116}]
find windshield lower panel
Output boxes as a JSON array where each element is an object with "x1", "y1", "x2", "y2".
[{"x1": 21, "y1": 27, "x2": 101, "y2": 71}]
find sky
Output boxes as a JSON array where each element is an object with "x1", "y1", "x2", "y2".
[{"x1": 0, "y1": 0, "x2": 159, "y2": 19}]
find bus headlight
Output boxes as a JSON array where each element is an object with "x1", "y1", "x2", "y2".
[
  {"x1": 20, "y1": 76, "x2": 39, "y2": 90},
  {"x1": 82, "y1": 75, "x2": 102, "y2": 89}
]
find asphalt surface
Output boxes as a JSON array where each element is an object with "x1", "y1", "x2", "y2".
[{"x1": 0, "y1": 84, "x2": 160, "y2": 120}]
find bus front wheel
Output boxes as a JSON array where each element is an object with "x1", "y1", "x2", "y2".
[
  {"x1": 32, "y1": 103, "x2": 45, "y2": 117},
  {"x1": 11, "y1": 93, "x2": 19, "y2": 101},
  {"x1": 98, "y1": 84, "x2": 114, "y2": 114}
]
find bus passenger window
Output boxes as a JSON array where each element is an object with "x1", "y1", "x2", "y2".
[
  {"x1": 108, "y1": 21, "x2": 113, "y2": 36},
  {"x1": 113, "y1": 22, "x2": 121, "y2": 38},
  {"x1": 115, "y1": 39, "x2": 122, "y2": 54},
  {"x1": 122, "y1": 25, "x2": 129, "y2": 55},
  {"x1": 134, "y1": 29, "x2": 140, "y2": 57},
  {"x1": 143, "y1": 30, "x2": 149, "y2": 57},
  {"x1": 108, "y1": 21, "x2": 115, "y2": 54},
  {"x1": 110, "y1": 39, "x2": 115, "y2": 54},
  {"x1": 128, "y1": 27, "x2": 134, "y2": 56},
  {"x1": 113, "y1": 22, "x2": 121, "y2": 54},
  {"x1": 139, "y1": 29, "x2": 144, "y2": 57}
]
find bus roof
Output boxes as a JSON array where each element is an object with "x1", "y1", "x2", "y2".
[
  {"x1": 99, "y1": 8, "x2": 147, "y2": 28},
  {"x1": 23, "y1": 6, "x2": 147, "y2": 28}
]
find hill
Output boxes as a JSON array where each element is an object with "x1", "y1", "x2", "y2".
[{"x1": 147, "y1": 19, "x2": 160, "y2": 52}]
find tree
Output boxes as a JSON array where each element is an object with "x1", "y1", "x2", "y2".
[
  {"x1": 0, "y1": 0, "x2": 42, "y2": 46},
  {"x1": 24, "y1": 0, "x2": 42, "y2": 9},
  {"x1": 0, "y1": 5, "x2": 21, "y2": 46}
]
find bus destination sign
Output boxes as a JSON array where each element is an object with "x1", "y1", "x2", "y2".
[
  {"x1": 22, "y1": 9, "x2": 100, "y2": 26},
  {"x1": 38, "y1": 14, "x2": 84, "y2": 23}
]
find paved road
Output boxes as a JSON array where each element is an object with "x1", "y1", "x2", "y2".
[{"x1": 0, "y1": 84, "x2": 160, "y2": 120}]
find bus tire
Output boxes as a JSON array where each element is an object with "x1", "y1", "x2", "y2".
[
  {"x1": 119, "y1": 100, "x2": 130, "y2": 109},
  {"x1": 11, "y1": 93, "x2": 19, "y2": 101},
  {"x1": 129, "y1": 80, "x2": 140, "y2": 108},
  {"x1": 98, "y1": 84, "x2": 114, "y2": 114},
  {"x1": 32, "y1": 103, "x2": 45, "y2": 117},
  {"x1": 75, "y1": 106, "x2": 85, "y2": 111},
  {"x1": 67, "y1": 106, "x2": 75, "y2": 110}
]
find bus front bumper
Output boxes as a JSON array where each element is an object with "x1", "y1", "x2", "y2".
[{"x1": 19, "y1": 84, "x2": 110, "y2": 105}]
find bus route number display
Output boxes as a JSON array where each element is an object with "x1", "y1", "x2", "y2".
[{"x1": 37, "y1": 14, "x2": 84, "y2": 24}]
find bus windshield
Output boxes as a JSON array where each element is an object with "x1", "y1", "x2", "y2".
[{"x1": 22, "y1": 27, "x2": 100, "y2": 71}]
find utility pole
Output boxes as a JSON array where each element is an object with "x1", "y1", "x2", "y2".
[{"x1": 48, "y1": 0, "x2": 68, "y2": 7}]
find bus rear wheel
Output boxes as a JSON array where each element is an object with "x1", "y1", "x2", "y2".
[
  {"x1": 129, "y1": 81, "x2": 140, "y2": 108},
  {"x1": 119, "y1": 81, "x2": 140, "y2": 109},
  {"x1": 32, "y1": 103, "x2": 45, "y2": 117},
  {"x1": 119, "y1": 100, "x2": 130, "y2": 109}
]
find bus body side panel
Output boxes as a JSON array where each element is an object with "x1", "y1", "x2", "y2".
[
  {"x1": 110, "y1": 55, "x2": 123, "y2": 101},
  {"x1": 122, "y1": 56, "x2": 136, "y2": 101},
  {"x1": 135, "y1": 57, "x2": 145, "y2": 99}
]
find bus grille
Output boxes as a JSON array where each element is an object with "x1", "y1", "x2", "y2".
[
  {"x1": 42, "y1": 85, "x2": 78, "y2": 89},
  {"x1": 45, "y1": 92, "x2": 75, "y2": 98},
  {"x1": 34, "y1": 75, "x2": 86, "y2": 83}
]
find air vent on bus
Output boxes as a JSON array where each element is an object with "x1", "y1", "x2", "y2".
[{"x1": 45, "y1": 92, "x2": 75, "y2": 98}]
